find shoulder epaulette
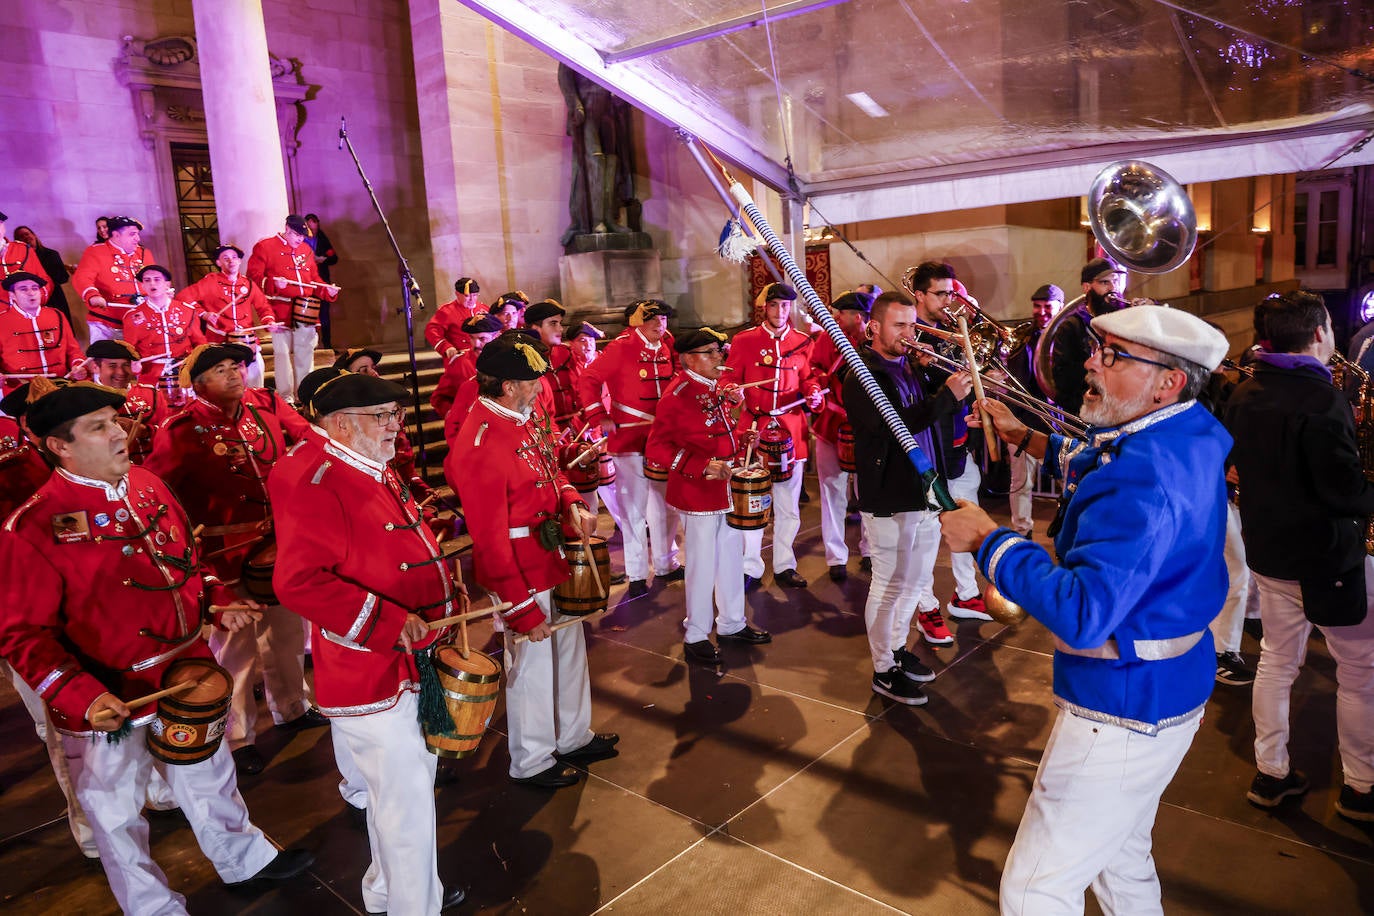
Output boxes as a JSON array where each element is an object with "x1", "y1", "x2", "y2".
[{"x1": 3, "y1": 490, "x2": 48, "y2": 533}]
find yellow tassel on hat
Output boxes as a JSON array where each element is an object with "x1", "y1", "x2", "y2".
[
  {"x1": 702, "y1": 327, "x2": 728, "y2": 344},
  {"x1": 629, "y1": 301, "x2": 650, "y2": 327},
  {"x1": 27, "y1": 376, "x2": 59, "y2": 402},
  {"x1": 514, "y1": 341, "x2": 549, "y2": 374},
  {"x1": 179, "y1": 344, "x2": 214, "y2": 388}
]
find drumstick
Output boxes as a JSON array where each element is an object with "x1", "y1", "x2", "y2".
[
  {"x1": 566, "y1": 437, "x2": 607, "y2": 469},
  {"x1": 571, "y1": 420, "x2": 592, "y2": 442},
  {"x1": 616, "y1": 420, "x2": 654, "y2": 429},
  {"x1": 732, "y1": 378, "x2": 779, "y2": 391},
  {"x1": 513, "y1": 610, "x2": 606, "y2": 642},
  {"x1": 425, "y1": 601, "x2": 512, "y2": 630},
  {"x1": 192, "y1": 525, "x2": 205, "y2": 538},
  {"x1": 89, "y1": 679, "x2": 199, "y2": 723},
  {"x1": 956, "y1": 315, "x2": 999, "y2": 462},
  {"x1": 771, "y1": 387, "x2": 830, "y2": 415},
  {"x1": 743, "y1": 418, "x2": 759, "y2": 469},
  {"x1": 581, "y1": 524, "x2": 604, "y2": 598}
]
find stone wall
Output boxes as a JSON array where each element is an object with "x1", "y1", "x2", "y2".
[{"x1": 2, "y1": 0, "x2": 430, "y2": 349}]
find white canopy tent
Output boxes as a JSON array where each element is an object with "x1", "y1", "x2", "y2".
[{"x1": 454, "y1": 0, "x2": 1374, "y2": 218}]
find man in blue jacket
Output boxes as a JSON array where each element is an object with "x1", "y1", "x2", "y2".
[{"x1": 942, "y1": 305, "x2": 1231, "y2": 914}]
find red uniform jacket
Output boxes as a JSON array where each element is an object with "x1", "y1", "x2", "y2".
[
  {"x1": 246, "y1": 234, "x2": 337, "y2": 324},
  {"x1": 119, "y1": 383, "x2": 176, "y2": 465},
  {"x1": 0, "y1": 467, "x2": 232, "y2": 733},
  {"x1": 0, "y1": 305, "x2": 83, "y2": 394},
  {"x1": 145, "y1": 390, "x2": 308, "y2": 576},
  {"x1": 430, "y1": 350, "x2": 476, "y2": 420},
  {"x1": 724, "y1": 324, "x2": 820, "y2": 460},
  {"x1": 0, "y1": 417, "x2": 50, "y2": 521},
  {"x1": 447, "y1": 397, "x2": 585, "y2": 632},
  {"x1": 809, "y1": 330, "x2": 860, "y2": 445},
  {"x1": 71, "y1": 241, "x2": 155, "y2": 329},
  {"x1": 444, "y1": 375, "x2": 556, "y2": 446},
  {"x1": 0, "y1": 240, "x2": 54, "y2": 308},
  {"x1": 269, "y1": 436, "x2": 459, "y2": 715},
  {"x1": 545, "y1": 343, "x2": 581, "y2": 426},
  {"x1": 645, "y1": 370, "x2": 745, "y2": 513},
  {"x1": 176, "y1": 272, "x2": 268, "y2": 342},
  {"x1": 122, "y1": 300, "x2": 208, "y2": 383},
  {"x1": 424, "y1": 298, "x2": 488, "y2": 360},
  {"x1": 575, "y1": 329, "x2": 676, "y2": 454}
]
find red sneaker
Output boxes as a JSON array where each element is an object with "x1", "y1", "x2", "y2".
[
  {"x1": 947, "y1": 593, "x2": 993, "y2": 622},
  {"x1": 916, "y1": 609, "x2": 954, "y2": 645}
]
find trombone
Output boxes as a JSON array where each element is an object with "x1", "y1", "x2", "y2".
[{"x1": 899, "y1": 335, "x2": 1089, "y2": 439}]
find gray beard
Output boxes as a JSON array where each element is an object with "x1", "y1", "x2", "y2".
[{"x1": 1079, "y1": 381, "x2": 1157, "y2": 428}]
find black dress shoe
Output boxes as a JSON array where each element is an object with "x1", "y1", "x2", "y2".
[
  {"x1": 610, "y1": 572, "x2": 628, "y2": 585},
  {"x1": 441, "y1": 884, "x2": 469, "y2": 911},
  {"x1": 626, "y1": 579, "x2": 649, "y2": 598},
  {"x1": 232, "y1": 745, "x2": 266, "y2": 776},
  {"x1": 798, "y1": 487, "x2": 811, "y2": 504},
  {"x1": 511, "y1": 763, "x2": 581, "y2": 789},
  {"x1": 683, "y1": 639, "x2": 722, "y2": 665},
  {"x1": 235, "y1": 847, "x2": 315, "y2": 884},
  {"x1": 435, "y1": 760, "x2": 462, "y2": 786},
  {"x1": 743, "y1": 575, "x2": 761, "y2": 592},
  {"x1": 859, "y1": 556, "x2": 873, "y2": 573},
  {"x1": 279, "y1": 707, "x2": 330, "y2": 731},
  {"x1": 719, "y1": 625, "x2": 772, "y2": 645},
  {"x1": 345, "y1": 804, "x2": 367, "y2": 830},
  {"x1": 556, "y1": 733, "x2": 621, "y2": 765},
  {"x1": 657, "y1": 566, "x2": 686, "y2": 583},
  {"x1": 828, "y1": 564, "x2": 848, "y2": 582},
  {"x1": 775, "y1": 569, "x2": 809, "y2": 589}
]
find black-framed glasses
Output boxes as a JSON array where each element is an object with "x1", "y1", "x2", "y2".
[
  {"x1": 340, "y1": 407, "x2": 406, "y2": 426},
  {"x1": 921, "y1": 289, "x2": 954, "y2": 299},
  {"x1": 1088, "y1": 338, "x2": 1174, "y2": 371}
]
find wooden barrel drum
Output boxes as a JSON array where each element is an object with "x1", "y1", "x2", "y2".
[
  {"x1": 291, "y1": 296, "x2": 323, "y2": 328},
  {"x1": 240, "y1": 536, "x2": 278, "y2": 605},
  {"x1": 727, "y1": 467, "x2": 773, "y2": 531},
  {"x1": 554, "y1": 536, "x2": 611, "y2": 616},
  {"x1": 757, "y1": 424, "x2": 795, "y2": 482},
  {"x1": 425, "y1": 645, "x2": 501, "y2": 759},
  {"x1": 837, "y1": 424, "x2": 857, "y2": 473},
  {"x1": 643, "y1": 456, "x2": 669, "y2": 482},
  {"x1": 146, "y1": 657, "x2": 233, "y2": 765}
]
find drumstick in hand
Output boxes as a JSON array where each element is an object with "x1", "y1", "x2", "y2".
[
  {"x1": 514, "y1": 610, "x2": 606, "y2": 642},
  {"x1": 955, "y1": 315, "x2": 999, "y2": 461},
  {"x1": 89, "y1": 679, "x2": 199, "y2": 723},
  {"x1": 425, "y1": 602, "x2": 513, "y2": 630}
]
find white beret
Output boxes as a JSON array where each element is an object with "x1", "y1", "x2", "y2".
[{"x1": 1090, "y1": 305, "x2": 1229, "y2": 373}]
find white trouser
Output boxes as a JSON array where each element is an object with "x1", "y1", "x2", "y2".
[
  {"x1": 862, "y1": 510, "x2": 941, "y2": 673},
  {"x1": 611, "y1": 454, "x2": 679, "y2": 580},
  {"x1": 88, "y1": 322, "x2": 123, "y2": 343},
  {"x1": 814, "y1": 438, "x2": 852, "y2": 566},
  {"x1": 1252, "y1": 561, "x2": 1374, "y2": 793},
  {"x1": 62, "y1": 729, "x2": 278, "y2": 916},
  {"x1": 682, "y1": 512, "x2": 747, "y2": 643},
  {"x1": 330, "y1": 691, "x2": 443, "y2": 915},
  {"x1": 1001, "y1": 708, "x2": 1201, "y2": 916},
  {"x1": 207, "y1": 604, "x2": 307, "y2": 750},
  {"x1": 269, "y1": 325, "x2": 318, "y2": 402},
  {"x1": 502, "y1": 590, "x2": 594, "y2": 779},
  {"x1": 946, "y1": 462, "x2": 982, "y2": 600},
  {"x1": 331, "y1": 726, "x2": 369, "y2": 809},
  {"x1": 1009, "y1": 448, "x2": 1040, "y2": 537},
  {"x1": 597, "y1": 482, "x2": 624, "y2": 533},
  {"x1": 1211, "y1": 502, "x2": 1250, "y2": 655},
  {"x1": 744, "y1": 458, "x2": 806, "y2": 578}
]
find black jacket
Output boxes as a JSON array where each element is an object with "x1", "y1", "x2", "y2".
[
  {"x1": 1224, "y1": 361, "x2": 1374, "y2": 580},
  {"x1": 841, "y1": 345, "x2": 963, "y2": 515}
]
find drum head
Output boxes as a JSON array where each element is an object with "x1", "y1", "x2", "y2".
[
  {"x1": 164, "y1": 658, "x2": 232, "y2": 703},
  {"x1": 433, "y1": 645, "x2": 501, "y2": 679}
]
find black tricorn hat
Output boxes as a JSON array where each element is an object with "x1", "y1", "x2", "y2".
[{"x1": 25, "y1": 379, "x2": 126, "y2": 438}]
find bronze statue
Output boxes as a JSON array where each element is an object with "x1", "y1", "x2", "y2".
[{"x1": 559, "y1": 64, "x2": 641, "y2": 249}]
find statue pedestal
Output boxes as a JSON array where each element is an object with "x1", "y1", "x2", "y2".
[{"x1": 559, "y1": 248, "x2": 662, "y2": 327}]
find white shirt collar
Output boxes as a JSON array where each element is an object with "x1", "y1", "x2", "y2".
[
  {"x1": 57, "y1": 467, "x2": 128, "y2": 502},
  {"x1": 320, "y1": 431, "x2": 388, "y2": 481},
  {"x1": 479, "y1": 396, "x2": 532, "y2": 425},
  {"x1": 684, "y1": 368, "x2": 717, "y2": 390},
  {"x1": 634, "y1": 328, "x2": 661, "y2": 351}
]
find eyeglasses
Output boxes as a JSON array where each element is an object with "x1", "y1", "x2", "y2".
[
  {"x1": 1088, "y1": 338, "x2": 1174, "y2": 371},
  {"x1": 686, "y1": 347, "x2": 724, "y2": 357},
  {"x1": 921, "y1": 289, "x2": 954, "y2": 299},
  {"x1": 340, "y1": 407, "x2": 406, "y2": 426}
]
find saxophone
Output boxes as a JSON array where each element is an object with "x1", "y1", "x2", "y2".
[{"x1": 1331, "y1": 352, "x2": 1374, "y2": 553}]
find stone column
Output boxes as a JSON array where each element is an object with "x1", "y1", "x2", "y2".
[{"x1": 191, "y1": 0, "x2": 290, "y2": 250}]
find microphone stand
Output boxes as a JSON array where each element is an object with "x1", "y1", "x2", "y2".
[{"x1": 337, "y1": 117, "x2": 429, "y2": 478}]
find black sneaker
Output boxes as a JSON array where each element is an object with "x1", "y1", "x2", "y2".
[
  {"x1": 892, "y1": 647, "x2": 935, "y2": 683},
  {"x1": 1243, "y1": 617, "x2": 1264, "y2": 641},
  {"x1": 1215, "y1": 651, "x2": 1255, "y2": 687},
  {"x1": 872, "y1": 669, "x2": 929, "y2": 706},
  {"x1": 1246, "y1": 769, "x2": 1309, "y2": 808},
  {"x1": 1336, "y1": 784, "x2": 1374, "y2": 823}
]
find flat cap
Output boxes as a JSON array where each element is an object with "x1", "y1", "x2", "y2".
[
  {"x1": 312, "y1": 372, "x2": 409, "y2": 417},
  {"x1": 454, "y1": 277, "x2": 480, "y2": 295},
  {"x1": 1091, "y1": 305, "x2": 1229, "y2": 373},
  {"x1": 25, "y1": 379, "x2": 125, "y2": 438},
  {"x1": 566, "y1": 321, "x2": 604, "y2": 341},
  {"x1": 1031, "y1": 283, "x2": 1064, "y2": 302},
  {"x1": 285, "y1": 214, "x2": 308, "y2": 234},
  {"x1": 673, "y1": 327, "x2": 729, "y2": 353},
  {"x1": 832, "y1": 291, "x2": 874, "y2": 314},
  {"x1": 763, "y1": 282, "x2": 797, "y2": 301},
  {"x1": 1081, "y1": 257, "x2": 1126, "y2": 284}
]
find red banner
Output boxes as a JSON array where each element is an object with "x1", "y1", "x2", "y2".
[{"x1": 747, "y1": 246, "x2": 831, "y2": 321}]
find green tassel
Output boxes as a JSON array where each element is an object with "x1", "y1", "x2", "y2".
[
  {"x1": 414, "y1": 650, "x2": 457, "y2": 737},
  {"x1": 104, "y1": 721, "x2": 133, "y2": 744}
]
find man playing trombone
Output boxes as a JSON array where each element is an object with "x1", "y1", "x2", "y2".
[{"x1": 941, "y1": 305, "x2": 1231, "y2": 914}]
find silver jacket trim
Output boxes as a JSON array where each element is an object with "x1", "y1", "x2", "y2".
[{"x1": 1056, "y1": 697, "x2": 1206, "y2": 737}]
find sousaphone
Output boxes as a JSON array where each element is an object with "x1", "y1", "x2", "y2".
[{"x1": 1032, "y1": 160, "x2": 1198, "y2": 400}]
